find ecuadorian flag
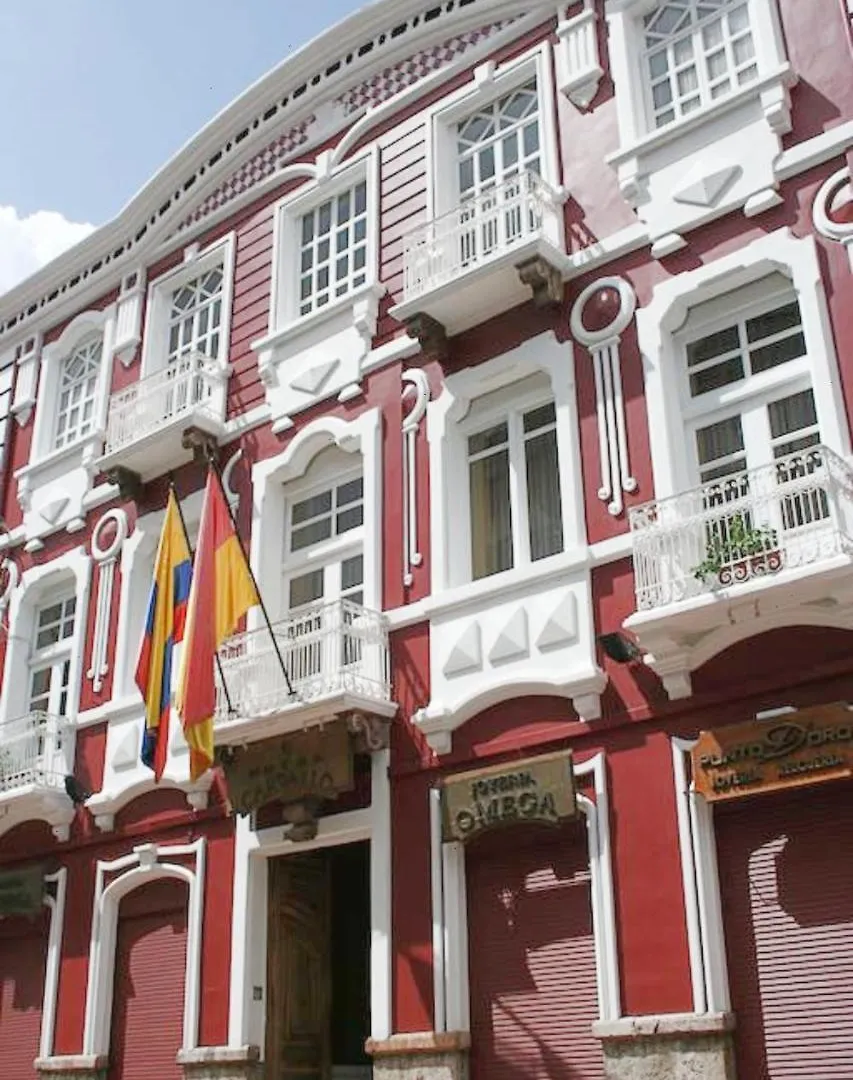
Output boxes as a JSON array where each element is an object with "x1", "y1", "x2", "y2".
[
  {"x1": 177, "y1": 468, "x2": 258, "y2": 781},
  {"x1": 135, "y1": 490, "x2": 192, "y2": 780}
]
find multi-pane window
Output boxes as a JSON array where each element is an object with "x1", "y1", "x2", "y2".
[
  {"x1": 28, "y1": 596, "x2": 76, "y2": 717},
  {"x1": 55, "y1": 337, "x2": 101, "y2": 450},
  {"x1": 298, "y1": 182, "x2": 368, "y2": 317},
  {"x1": 456, "y1": 81, "x2": 541, "y2": 200},
  {"x1": 288, "y1": 477, "x2": 364, "y2": 553},
  {"x1": 166, "y1": 266, "x2": 224, "y2": 365},
  {"x1": 643, "y1": 0, "x2": 757, "y2": 128},
  {"x1": 467, "y1": 400, "x2": 564, "y2": 581}
]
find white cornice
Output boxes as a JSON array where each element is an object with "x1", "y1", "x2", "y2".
[{"x1": 0, "y1": 0, "x2": 548, "y2": 348}]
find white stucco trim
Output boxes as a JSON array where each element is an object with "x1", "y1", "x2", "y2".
[
  {"x1": 227, "y1": 753, "x2": 391, "y2": 1053},
  {"x1": 40, "y1": 867, "x2": 68, "y2": 1060},
  {"x1": 250, "y1": 407, "x2": 383, "y2": 619},
  {"x1": 671, "y1": 737, "x2": 731, "y2": 1015},
  {"x1": 432, "y1": 749, "x2": 621, "y2": 1034},
  {"x1": 637, "y1": 228, "x2": 851, "y2": 501},
  {"x1": 82, "y1": 839, "x2": 205, "y2": 1056}
]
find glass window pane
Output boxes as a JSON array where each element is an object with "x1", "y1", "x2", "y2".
[
  {"x1": 341, "y1": 555, "x2": 364, "y2": 591},
  {"x1": 696, "y1": 415, "x2": 744, "y2": 467},
  {"x1": 336, "y1": 505, "x2": 364, "y2": 534},
  {"x1": 525, "y1": 429, "x2": 564, "y2": 561},
  {"x1": 292, "y1": 490, "x2": 332, "y2": 525},
  {"x1": 749, "y1": 332, "x2": 806, "y2": 374},
  {"x1": 289, "y1": 569, "x2": 325, "y2": 609},
  {"x1": 523, "y1": 402, "x2": 556, "y2": 434},
  {"x1": 468, "y1": 422, "x2": 508, "y2": 457},
  {"x1": 689, "y1": 357, "x2": 745, "y2": 397},
  {"x1": 768, "y1": 389, "x2": 818, "y2": 440},
  {"x1": 746, "y1": 302, "x2": 802, "y2": 343},
  {"x1": 470, "y1": 449, "x2": 513, "y2": 580},
  {"x1": 291, "y1": 518, "x2": 333, "y2": 552},
  {"x1": 337, "y1": 477, "x2": 363, "y2": 506},
  {"x1": 686, "y1": 326, "x2": 740, "y2": 367}
]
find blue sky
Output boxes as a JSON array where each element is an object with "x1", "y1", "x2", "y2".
[{"x1": 0, "y1": 1, "x2": 365, "y2": 293}]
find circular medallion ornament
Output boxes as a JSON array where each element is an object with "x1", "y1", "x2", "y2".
[
  {"x1": 570, "y1": 277, "x2": 637, "y2": 348},
  {"x1": 814, "y1": 166, "x2": 853, "y2": 246},
  {"x1": 91, "y1": 508, "x2": 128, "y2": 564}
]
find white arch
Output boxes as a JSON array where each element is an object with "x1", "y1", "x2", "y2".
[{"x1": 83, "y1": 840, "x2": 205, "y2": 1058}]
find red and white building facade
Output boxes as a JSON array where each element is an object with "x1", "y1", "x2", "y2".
[{"x1": 1, "y1": 2, "x2": 853, "y2": 1078}]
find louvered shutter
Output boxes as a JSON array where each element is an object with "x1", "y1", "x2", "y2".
[
  {"x1": 466, "y1": 821, "x2": 603, "y2": 1080},
  {"x1": 109, "y1": 879, "x2": 188, "y2": 1080},
  {"x1": 715, "y1": 783, "x2": 853, "y2": 1079},
  {"x1": 0, "y1": 910, "x2": 49, "y2": 1078}
]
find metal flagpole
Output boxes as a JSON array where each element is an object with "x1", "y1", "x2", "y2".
[
  {"x1": 203, "y1": 454, "x2": 295, "y2": 698},
  {"x1": 168, "y1": 478, "x2": 237, "y2": 717}
]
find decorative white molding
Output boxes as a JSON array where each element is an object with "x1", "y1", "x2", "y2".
[
  {"x1": 87, "y1": 508, "x2": 128, "y2": 694},
  {"x1": 401, "y1": 368, "x2": 430, "y2": 587},
  {"x1": 83, "y1": 839, "x2": 205, "y2": 1057},
  {"x1": 671, "y1": 738, "x2": 731, "y2": 1015},
  {"x1": 221, "y1": 447, "x2": 243, "y2": 509},
  {"x1": 113, "y1": 269, "x2": 146, "y2": 366},
  {"x1": 11, "y1": 335, "x2": 41, "y2": 427},
  {"x1": 40, "y1": 868, "x2": 68, "y2": 1061},
  {"x1": 813, "y1": 165, "x2": 853, "y2": 270},
  {"x1": 570, "y1": 276, "x2": 637, "y2": 516},
  {"x1": 431, "y1": 750, "x2": 621, "y2": 1034},
  {"x1": 0, "y1": 555, "x2": 19, "y2": 613},
  {"x1": 555, "y1": 2, "x2": 603, "y2": 108}
]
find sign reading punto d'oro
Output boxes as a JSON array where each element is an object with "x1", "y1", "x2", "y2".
[
  {"x1": 692, "y1": 703, "x2": 853, "y2": 802},
  {"x1": 441, "y1": 750, "x2": 577, "y2": 842}
]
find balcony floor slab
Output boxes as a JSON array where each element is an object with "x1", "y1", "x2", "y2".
[{"x1": 214, "y1": 689, "x2": 398, "y2": 747}]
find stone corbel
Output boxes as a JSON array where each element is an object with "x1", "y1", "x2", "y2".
[
  {"x1": 555, "y1": 2, "x2": 604, "y2": 109},
  {"x1": 516, "y1": 255, "x2": 563, "y2": 307},
  {"x1": 182, "y1": 425, "x2": 220, "y2": 467},
  {"x1": 404, "y1": 313, "x2": 448, "y2": 360},
  {"x1": 347, "y1": 711, "x2": 391, "y2": 752},
  {"x1": 104, "y1": 465, "x2": 143, "y2": 503}
]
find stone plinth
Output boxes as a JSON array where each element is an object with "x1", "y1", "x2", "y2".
[
  {"x1": 35, "y1": 1056, "x2": 109, "y2": 1080},
  {"x1": 177, "y1": 1045, "x2": 261, "y2": 1080},
  {"x1": 366, "y1": 1031, "x2": 470, "y2": 1080},
  {"x1": 593, "y1": 1012, "x2": 736, "y2": 1080}
]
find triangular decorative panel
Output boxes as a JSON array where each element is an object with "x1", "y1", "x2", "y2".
[
  {"x1": 673, "y1": 161, "x2": 740, "y2": 208},
  {"x1": 488, "y1": 607, "x2": 529, "y2": 664},
  {"x1": 112, "y1": 725, "x2": 141, "y2": 771},
  {"x1": 536, "y1": 593, "x2": 578, "y2": 651},
  {"x1": 290, "y1": 358, "x2": 340, "y2": 396},
  {"x1": 443, "y1": 621, "x2": 482, "y2": 677}
]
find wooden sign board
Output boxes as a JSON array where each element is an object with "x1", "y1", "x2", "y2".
[
  {"x1": 0, "y1": 865, "x2": 45, "y2": 917},
  {"x1": 441, "y1": 749, "x2": 576, "y2": 842},
  {"x1": 692, "y1": 703, "x2": 853, "y2": 802},
  {"x1": 220, "y1": 724, "x2": 354, "y2": 816}
]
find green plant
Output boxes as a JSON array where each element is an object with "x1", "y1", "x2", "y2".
[{"x1": 692, "y1": 513, "x2": 778, "y2": 584}]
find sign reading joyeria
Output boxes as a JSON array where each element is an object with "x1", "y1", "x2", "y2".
[{"x1": 441, "y1": 750, "x2": 577, "y2": 842}]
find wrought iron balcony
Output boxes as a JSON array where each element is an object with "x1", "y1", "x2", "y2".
[
  {"x1": 392, "y1": 170, "x2": 566, "y2": 337},
  {"x1": 214, "y1": 599, "x2": 395, "y2": 745},
  {"x1": 0, "y1": 711, "x2": 72, "y2": 795},
  {"x1": 98, "y1": 352, "x2": 229, "y2": 488},
  {"x1": 629, "y1": 446, "x2": 853, "y2": 613}
]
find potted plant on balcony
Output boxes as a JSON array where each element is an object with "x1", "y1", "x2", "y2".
[{"x1": 692, "y1": 513, "x2": 783, "y2": 587}]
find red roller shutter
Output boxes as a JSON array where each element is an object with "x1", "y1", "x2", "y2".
[
  {"x1": 0, "y1": 910, "x2": 49, "y2": 1078},
  {"x1": 109, "y1": 878, "x2": 189, "y2": 1080},
  {"x1": 466, "y1": 821, "x2": 603, "y2": 1080},
  {"x1": 715, "y1": 782, "x2": 853, "y2": 1079}
]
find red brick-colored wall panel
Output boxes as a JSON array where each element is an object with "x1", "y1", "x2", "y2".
[
  {"x1": 75, "y1": 723, "x2": 108, "y2": 799},
  {"x1": 780, "y1": 0, "x2": 853, "y2": 146},
  {"x1": 197, "y1": 817, "x2": 235, "y2": 1046}
]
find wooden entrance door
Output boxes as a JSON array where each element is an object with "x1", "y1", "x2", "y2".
[{"x1": 266, "y1": 852, "x2": 332, "y2": 1080}]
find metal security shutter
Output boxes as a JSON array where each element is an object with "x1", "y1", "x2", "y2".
[
  {"x1": 715, "y1": 783, "x2": 853, "y2": 1079},
  {"x1": 0, "y1": 911, "x2": 49, "y2": 1078},
  {"x1": 466, "y1": 821, "x2": 603, "y2": 1080},
  {"x1": 109, "y1": 879, "x2": 189, "y2": 1080}
]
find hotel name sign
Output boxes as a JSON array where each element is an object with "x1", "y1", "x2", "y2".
[
  {"x1": 692, "y1": 703, "x2": 853, "y2": 802},
  {"x1": 441, "y1": 750, "x2": 577, "y2": 842}
]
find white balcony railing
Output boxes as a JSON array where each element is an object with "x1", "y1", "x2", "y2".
[
  {"x1": 0, "y1": 712, "x2": 72, "y2": 795},
  {"x1": 215, "y1": 599, "x2": 392, "y2": 726},
  {"x1": 402, "y1": 170, "x2": 563, "y2": 301},
  {"x1": 104, "y1": 352, "x2": 227, "y2": 454},
  {"x1": 630, "y1": 446, "x2": 853, "y2": 612}
]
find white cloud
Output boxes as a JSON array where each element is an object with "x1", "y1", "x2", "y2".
[{"x1": 0, "y1": 205, "x2": 96, "y2": 297}]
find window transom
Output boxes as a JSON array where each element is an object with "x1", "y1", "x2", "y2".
[
  {"x1": 167, "y1": 266, "x2": 224, "y2": 365},
  {"x1": 456, "y1": 81, "x2": 540, "y2": 200},
  {"x1": 55, "y1": 337, "x2": 101, "y2": 450}
]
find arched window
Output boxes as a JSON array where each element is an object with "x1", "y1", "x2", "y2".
[
  {"x1": 55, "y1": 336, "x2": 102, "y2": 450},
  {"x1": 642, "y1": 0, "x2": 757, "y2": 128}
]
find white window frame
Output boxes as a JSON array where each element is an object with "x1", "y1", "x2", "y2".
[
  {"x1": 140, "y1": 235, "x2": 235, "y2": 378},
  {"x1": 29, "y1": 307, "x2": 113, "y2": 466},
  {"x1": 427, "y1": 44, "x2": 561, "y2": 223},
  {"x1": 282, "y1": 461, "x2": 366, "y2": 617},
  {"x1": 606, "y1": 0, "x2": 790, "y2": 150},
  {"x1": 54, "y1": 335, "x2": 103, "y2": 451},
  {"x1": 270, "y1": 153, "x2": 379, "y2": 335},
  {"x1": 27, "y1": 593, "x2": 77, "y2": 718},
  {"x1": 637, "y1": 230, "x2": 850, "y2": 502},
  {"x1": 428, "y1": 332, "x2": 585, "y2": 596},
  {"x1": 462, "y1": 390, "x2": 565, "y2": 583}
]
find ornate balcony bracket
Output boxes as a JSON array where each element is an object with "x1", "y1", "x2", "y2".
[
  {"x1": 347, "y1": 711, "x2": 391, "y2": 753},
  {"x1": 404, "y1": 313, "x2": 448, "y2": 360},
  {"x1": 182, "y1": 425, "x2": 220, "y2": 467},
  {"x1": 104, "y1": 465, "x2": 142, "y2": 503},
  {"x1": 516, "y1": 255, "x2": 562, "y2": 308}
]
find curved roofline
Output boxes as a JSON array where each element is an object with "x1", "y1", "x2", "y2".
[{"x1": 0, "y1": 0, "x2": 544, "y2": 340}]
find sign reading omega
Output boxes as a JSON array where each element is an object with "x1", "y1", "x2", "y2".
[{"x1": 441, "y1": 750, "x2": 577, "y2": 842}]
